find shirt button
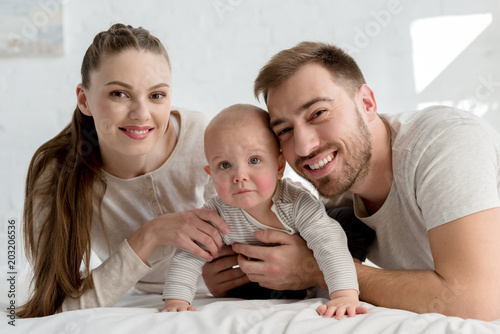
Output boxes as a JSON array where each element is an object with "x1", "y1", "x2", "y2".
[{"x1": 146, "y1": 176, "x2": 152, "y2": 182}]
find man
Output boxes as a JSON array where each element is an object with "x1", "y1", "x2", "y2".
[{"x1": 203, "y1": 42, "x2": 500, "y2": 320}]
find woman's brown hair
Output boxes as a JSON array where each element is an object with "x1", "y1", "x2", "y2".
[
  {"x1": 254, "y1": 41, "x2": 366, "y2": 103},
  {"x1": 18, "y1": 24, "x2": 170, "y2": 318}
]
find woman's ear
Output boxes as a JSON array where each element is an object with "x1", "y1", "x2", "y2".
[
  {"x1": 204, "y1": 165, "x2": 211, "y2": 176},
  {"x1": 356, "y1": 84, "x2": 377, "y2": 122},
  {"x1": 76, "y1": 84, "x2": 92, "y2": 116},
  {"x1": 277, "y1": 153, "x2": 286, "y2": 179}
]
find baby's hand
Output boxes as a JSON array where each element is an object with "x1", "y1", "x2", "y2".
[
  {"x1": 161, "y1": 299, "x2": 196, "y2": 312},
  {"x1": 316, "y1": 289, "x2": 369, "y2": 319}
]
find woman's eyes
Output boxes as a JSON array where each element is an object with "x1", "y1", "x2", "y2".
[
  {"x1": 109, "y1": 91, "x2": 167, "y2": 100},
  {"x1": 110, "y1": 91, "x2": 127, "y2": 98},
  {"x1": 151, "y1": 92, "x2": 166, "y2": 100}
]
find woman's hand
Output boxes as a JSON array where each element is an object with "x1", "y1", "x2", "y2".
[
  {"x1": 128, "y1": 208, "x2": 230, "y2": 263},
  {"x1": 202, "y1": 245, "x2": 251, "y2": 297},
  {"x1": 232, "y1": 230, "x2": 326, "y2": 291}
]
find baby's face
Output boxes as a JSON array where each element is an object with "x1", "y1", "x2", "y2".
[{"x1": 205, "y1": 121, "x2": 282, "y2": 210}]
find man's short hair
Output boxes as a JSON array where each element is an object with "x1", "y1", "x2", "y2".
[{"x1": 254, "y1": 41, "x2": 366, "y2": 103}]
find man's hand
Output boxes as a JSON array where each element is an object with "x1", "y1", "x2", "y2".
[
  {"x1": 232, "y1": 230, "x2": 326, "y2": 291},
  {"x1": 202, "y1": 245, "x2": 251, "y2": 297}
]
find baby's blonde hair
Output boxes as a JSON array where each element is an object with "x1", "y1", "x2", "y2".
[{"x1": 204, "y1": 104, "x2": 280, "y2": 158}]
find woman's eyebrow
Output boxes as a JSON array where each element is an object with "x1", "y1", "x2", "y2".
[{"x1": 105, "y1": 81, "x2": 170, "y2": 90}]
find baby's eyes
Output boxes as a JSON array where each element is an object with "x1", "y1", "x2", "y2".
[
  {"x1": 219, "y1": 162, "x2": 231, "y2": 170},
  {"x1": 249, "y1": 157, "x2": 261, "y2": 165}
]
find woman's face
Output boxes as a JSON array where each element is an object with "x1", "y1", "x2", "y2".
[{"x1": 77, "y1": 49, "x2": 172, "y2": 165}]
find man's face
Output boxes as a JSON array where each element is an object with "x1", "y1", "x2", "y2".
[{"x1": 266, "y1": 62, "x2": 373, "y2": 197}]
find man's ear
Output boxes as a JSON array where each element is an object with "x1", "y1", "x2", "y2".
[
  {"x1": 204, "y1": 165, "x2": 211, "y2": 176},
  {"x1": 76, "y1": 84, "x2": 92, "y2": 116},
  {"x1": 277, "y1": 153, "x2": 286, "y2": 179},
  {"x1": 356, "y1": 84, "x2": 377, "y2": 122}
]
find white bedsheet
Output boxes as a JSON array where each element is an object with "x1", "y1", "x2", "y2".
[{"x1": 3, "y1": 292, "x2": 500, "y2": 334}]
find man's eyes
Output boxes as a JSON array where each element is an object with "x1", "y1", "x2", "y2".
[
  {"x1": 311, "y1": 109, "x2": 326, "y2": 119},
  {"x1": 276, "y1": 127, "x2": 292, "y2": 137}
]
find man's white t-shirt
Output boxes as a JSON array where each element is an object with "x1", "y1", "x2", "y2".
[{"x1": 329, "y1": 106, "x2": 500, "y2": 270}]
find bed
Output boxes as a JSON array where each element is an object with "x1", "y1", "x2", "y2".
[{"x1": 4, "y1": 287, "x2": 500, "y2": 333}]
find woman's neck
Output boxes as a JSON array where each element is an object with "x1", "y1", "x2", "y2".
[{"x1": 101, "y1": 115, "x2": 178, "y2": 179}]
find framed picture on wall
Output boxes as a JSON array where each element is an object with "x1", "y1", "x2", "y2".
[{"x1": 0, "y1": 0, "x2": 64, "y2": 57}]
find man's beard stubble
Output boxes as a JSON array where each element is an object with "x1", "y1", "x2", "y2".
[{"x1": 295, "y1": 109, "x2": 373, "y2": 198}]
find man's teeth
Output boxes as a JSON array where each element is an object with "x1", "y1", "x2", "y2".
[
  {"x1": 125, "y1": 129, "x2": 149, "y2": 135},
  {"x1": 309, "y1": 154, "x2": 334, "y2": 170}
]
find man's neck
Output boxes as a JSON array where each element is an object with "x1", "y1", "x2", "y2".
[{"x1": 353, "y1": 117, "x2": 393, "y2": 215}]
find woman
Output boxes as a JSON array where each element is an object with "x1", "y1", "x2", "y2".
[{"x1": 19, "y1": 23, "x2": 229, "y2": 318}]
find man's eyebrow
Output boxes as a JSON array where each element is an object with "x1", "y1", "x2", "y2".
[
  {"x1": 301, "y1": 97, "x2": 333, "y2": 111},
  {"x1": 105, "y1": 81, "x2": 170, "y2": 90},
  {"x1": 270, "y1": 97, "x2": 333, "y2": 129}
]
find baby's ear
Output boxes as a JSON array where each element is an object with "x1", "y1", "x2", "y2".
[
  {"x1": 204, "y1": 165, "x2": 211, "y2": 175},
  {"x1": 277, "y1": 153, "x2": 286, "y2": 179}
]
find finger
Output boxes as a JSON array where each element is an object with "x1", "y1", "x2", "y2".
[
  {"x1": 161, "y1": 306, "x2": 179, "y2": 312},
  {"x1": 316, "y1": 305, "x2": 327, "y2": 316},
  {"x1": 196, "y1": 208, "x2": 230, "y2": 235},
  {"x1": 181, "y1": 238, "x2": 215, "y2": 261},
  {"x1": 170, "y1": 217, "x2": 221, "y2": 259},
  {"x1": 236, "y1": 254, "x2": 280, "y2": 287},
  {"x1": 357, "y1": 305, "x2": 370, "y2": 314},
  {"x1": 187, "y1": 216, "x2": 224, "y2": 254},
  {"x1": 236, "y1": 253, "x2": 263, "y2": 273},
  {"x1": 324, "y1": 306, "x2": 337, "y2": 318},
  {"x1": 187, "y1": 306, "x2": 197, "y2": 311},
  {"x1": 204, "y1": 254, "x2": 240, "y2": 276},
  {"x1": 217, "y1": 244, "x2": 238, "y2": 258},
  {"x1": 206, "y1": 267, "x2": 251, "y2": 297},
  {"x1": 215, "y1": 273, "x2": 251, "y2": 293},
  {"x1": 335, "y1": 306, "x2": 346, "y2": 320},
  {"x1": 346, "y1": 306, "x2": 356, "y2": 317},
  {"x1": 232, "y1": 243, "x2": 268, "y2": 261},
  {"x1": 192, "y1": 232, "x2": 220, "y2": 259},
  {"x1": 253, "y1": 229, "x2": 297, "y2": 245}
]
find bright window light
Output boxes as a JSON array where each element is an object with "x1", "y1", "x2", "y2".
[{"x1": 410, "y1": 14, "x2": 492, "y2": 94}]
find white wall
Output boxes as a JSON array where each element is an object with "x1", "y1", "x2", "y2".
[{"x1": 0, "y1": 0, "x2": 499, "y2": 283}]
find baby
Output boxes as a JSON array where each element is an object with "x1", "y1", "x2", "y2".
[{"x1": 162, "y1": 104, "x2": 369, "y2": 319}]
